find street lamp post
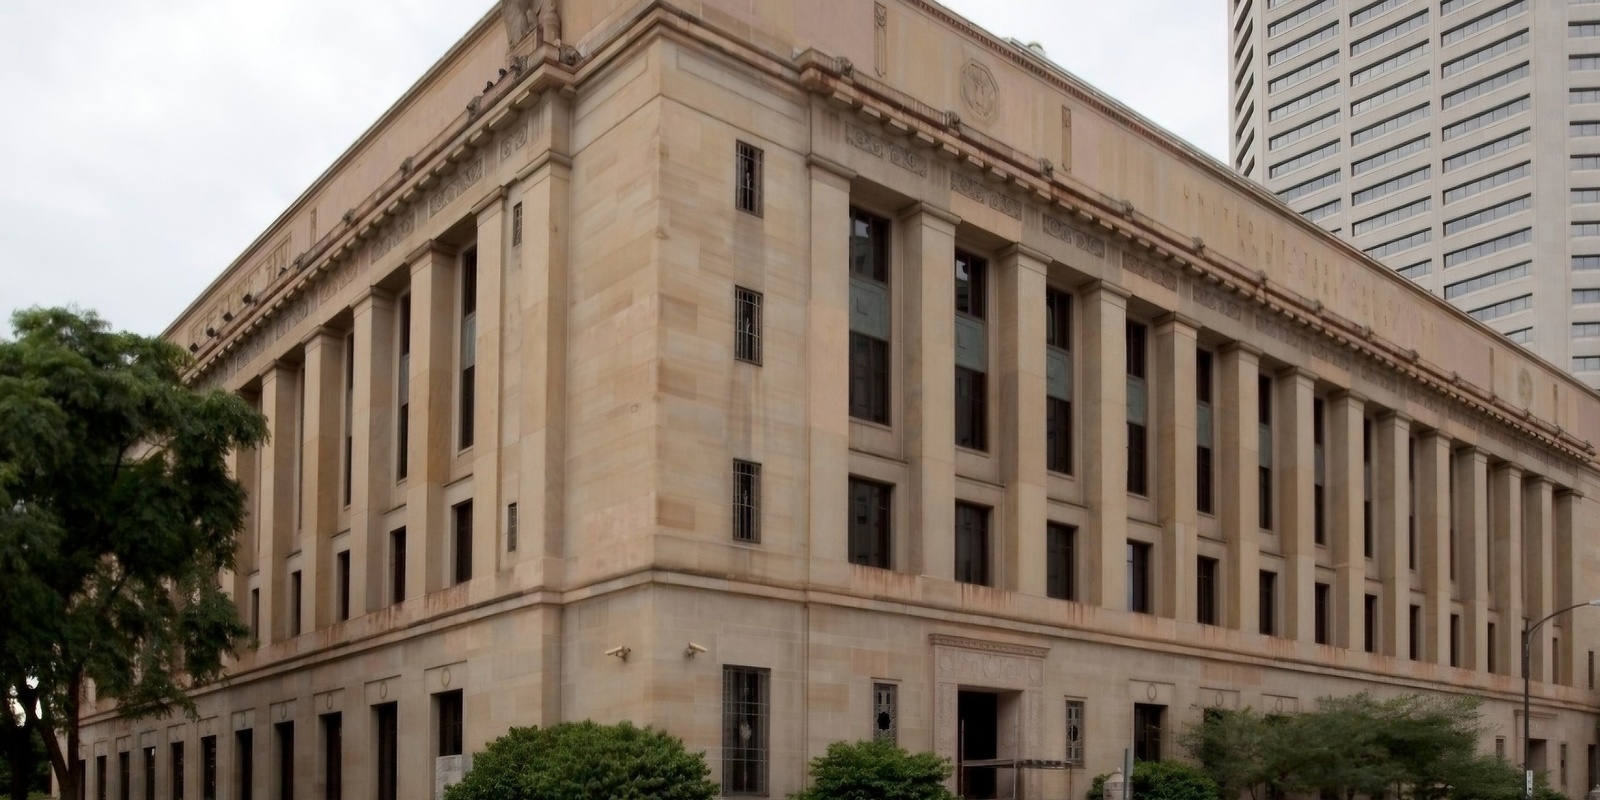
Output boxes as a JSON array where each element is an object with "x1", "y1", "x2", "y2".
[{"x1": 1523, "y1": 600, "x2": 1600, "y2": 800}]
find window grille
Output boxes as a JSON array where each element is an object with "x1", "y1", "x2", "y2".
[
  {"x1": 735, "y1": 142, "x2": 764, "y2": 216},
  {"x1": 512, "y1": 202, "x2": 523, "y2": 246},
  {"x1": 722, "y1": 666, "x2": 770, "y2": 795},
  {"x1": 733, "y1": 461, "x2": 761, "y2": 543},
  {"x1": 873, "y1": 683, "x2": 898, "y2": 744},
  {"x1": 1065, "y1": 700, "x2": 1086, "y2": 766},
  {"x1": 734, "y1": 287, "x2": 763, "y2": 365},
  {"x1": 507, "y1": 503, "x2": 519, "y2": 552}
]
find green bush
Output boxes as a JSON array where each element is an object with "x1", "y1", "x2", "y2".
[
  {"x1": 790, "y1": 739, "x2": 957, "y2": 800},
  {"x1": 443, "y1": 721, "x2": 718, "y2": 800},
  {"x1": 1089, "y1": 760, "x2": 1220, "y2": 800}
]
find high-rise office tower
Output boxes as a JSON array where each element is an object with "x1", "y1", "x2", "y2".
[{"x1": 1229, "y1": 0, "x2": 1600, "y2": 383}]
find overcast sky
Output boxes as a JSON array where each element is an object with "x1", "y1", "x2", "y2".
[{"x1": 0, "y1": 0, "x2": 1227, "y2": 337}]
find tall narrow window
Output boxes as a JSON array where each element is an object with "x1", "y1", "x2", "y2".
[
  {"x1": 511, "y1": 202, "x2": 523, "y2": 247},
  {"x1": 390, "y1": 528, "x2": 407, "y2": 604},
  {"x1": 143, "y1": 747, "x2": 154, "y2": 800},
  {"x1": 506, "y1": 503, "x2": 519, "y2": 553},
  {"x1": 722, "y1": 666, "x2": 770, "y2": 796},
  {"x1": 119, "y1": 751, "x2": 129, "y2": 800},
  {"x1": 1133, "y1": 704, "x2": 1165, "y2": 761},
  {"x1": 1408, "y1": 436, "x2": 1417, "y2": 569},
  {"x1": 1363, "y1": 419, "x2": 1374, "y2": 558},
  {"x1": 1450, "y1": 613, "x2": 1462, "y2": 667},
  {"x1": 201, "y1": 737, "x2": 216, "y2": 800},
  {"x1": 374, "y1": 704, "x2": 397, "y2": 800},
  {"x1": 848, "y1": 209, "x2": 891, "y2": 424},
  {"x1": 320, "y1": 714, "x2": 341, "y2": 800},
  {"x1": 1259, "y1": 376, "x2": 1274, "y2": 529},
  {"x1": 1047, "y1": 523, "x2": 1077, "y2": 601},
  {"x1": 289, "y1": 571, "x2": 302, "y2": 637},
  {"x1": 458, "y1": 249, "x2": 478, "y2": 450},
  {"x1": 872, "y1": 683, "x2": 898, "y2": 744},
  {"x1": 1313, "y1": 398, "x2": 1326, "y2": 545},
  {"x1": 250, "y1": 589, "x2": 260, "y2": 640},
  {"x1": 335, "y1": 552, "x2": 350, "y2": 622},
  {"x1": 1404, "y1": 604, "x2": 1420, "y2": 660},
  {"x1": 435, "y1": 691, "x2": 464, "y2": 758},
  {"x1": 170, "y1": 742, "x2": 184, "y2": 800},
  {"x1": 848, "y1": 478, "x2": 892, "y2": 569},
  {"x1": 1259, "y1": 570, "x2": 1278, "y2": 636},
  {"x1": 1487, "y1": 622, "x2": 1497, "y2": 673},
  {"x1": 96, "y1": 755, "x2": 106, "y2": 800},
  {"x1": 955, "y1": 502, "x2": 991, "y2": 586},
  {"x1": 734, "y1": 287, "x2": 763, "y2": 365},
  {"x1": 1128, "y1": 541, "x2": 1152, "y2": 614},
  {"x1": 954, "y1": 251, "x2": 988, "y2": 451},
  {"x1": 1554, "y1": 638, "x2": 1561, "y2": 684},
  {"x1": 1046, "y1": 288, "x2": 1073, "y2": 474},
  {"x1": 733, "y1": 460, "x2": 761, "y2": 543},
  {"x1": 396, "y1": 294, "x2": 411, "y2": 480},
  {"x1": 1197, "y1": 556, "x2": 1219, "y2": 626},
  {"x1": 1127, "y1": 322, "x2": 1149, "y2": 495},
  {"x1": 1314, "y1": 582, "x2": 1330, "y2": 645},
  {"x1": 735, "y1": 142, "x2": 764, "y2": 216},
  {"x1": 274, "y1": 722, "x2": 293, "y2": 800},
  {"x1": 236, "y1": 730, "x2": 253, "y2": 800},
  {"x1": 342, "y1": 331, "x2": 354, "y2": 507},
  {"x1": 1064, "y1": 700, "x2": 1086, "y2": 766},
  {"x1": 1589, "y1": 650, "x2": 1595, "y2": 690},
  {"x1": 1197, "y1": 350, "x2": 1215, "y2": 514},
  {"x1": 1364, "y1": 594, "x2": 1379, "y2": 653},
  {"x1": 453, "y1": 502, "x2": 473, "y2": 585}
]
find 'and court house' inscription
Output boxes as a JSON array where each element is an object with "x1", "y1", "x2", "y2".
[
  {"x1": 950, "y1": 172, "x2": 1021, "y2": 219},
  {"x1": 844, "y1": 124, "x2": 928, "y2": 177},
  {"x1": 1042, "y1": 215, "x2": 1106, "y2": 257}
]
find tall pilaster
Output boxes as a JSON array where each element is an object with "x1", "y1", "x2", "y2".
[
  {"x1": 1455, "y1": 447, "x2": 1490, "y2": 671},
  {"x1": 902, "y1": 203, "x2": 959, "y2": 580},
  {"x1": 802, "y1": 157, "x2": 854, "y2": 576},
  {"x1": 1523, "y1": 477, "x2": 1554, "y2": 681},
  {"x1": 349, "y1": 289, "x2": 396, "y2": 615},
  {"x1": 406, "y1": 243, "x2": 457, "y2": 594},
  {"x1": 1554, "y1": 490, "x2": 1581, "y2": 686},
  {"x1": 1155, "y1": 313, "x2": 1198, "y2": 621},
  {"x1": 1416, "y1": 432, "x2": 1452, "y2": 665},
  {"x1": 299, "y1": 327, "x2": 343, "y2": 631},
  {"x1": 471, "y1": 191, "x2": 507, "y2": 577},
  {"x1": 1374, "y1": 412, "x2": 1412, "y2": 657},
  {"x1": 256, "y1": 361, "x2": 299, "y2": 644},
  {"x1": 1329, "y1": 392, "x2": 1367, "y2": 650},
  {"x1": 1218, "y1": 344, "x2": 1261, "y2": 631},
  {"x1": 1277, "y1": 368, "x2": 1316, "y2": 642},
  {"x1": 999, "y1": 245, "x2": 1050, "y2": 595},
  {"x1": 1082, "y1": 281, "x2": 1129, "y2": 609},
  {"x1": 1490, "y1": 463, "x2": 1524, "y2": 677}
]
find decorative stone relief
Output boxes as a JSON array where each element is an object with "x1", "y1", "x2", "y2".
[
  {"x1": 1194, "y1": 284, "x2": 1243, "y2": 320},
  {"x1": 1123, "y1": 255, "x2": 1179, "y2": 292},
  {"x1": 369, "y1": 210, "x2": 417, "y2": 264},
  {"x1": 959, "y1": 59, "x2": 999, "y2": 124},
  {"x1": 845, "y1": 124, "x2": 928, "y2": 177},
  {"x1": 874, "y1": 3, "x2": 888, "y2": 77},
  {"x1": 951, "y1": 172, "x2": 1021, "y2": 219},
  {"x1": 1061, "y1": 107, "x2": 1073, "y2": 173},
  {"x1": 429, "y1": 158, "x2": 485, "y2": 217},
  {"x1": 929, "y1": 635, "x2": 1047, "y2": 772},
  {"x1": 499, "y1": 119, "x2": 530, "y2": 160},
  {"x1": 1043, "y1": 215, "x2": 1106, "y2": 257}
]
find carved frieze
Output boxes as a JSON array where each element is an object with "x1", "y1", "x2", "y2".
[
  {"x1": 1043, "y1": 215, "x2": 1106, "y2": 257},
  {"x1": 429, "y1": 158, "x2": 486, "y2": 217},
  {"x1": 845, "y1": 124, "x2": 928, "y2": 177},
  {"x1": 369, "y1": 211, "x2": 417, "y2": 264},
  {"x1": 1123, "y1": 255, "x2": 1179, "y2": 292},
  {"x1": 951, "y1": 172, "x2": 1021, "y2": 219},
  {"x1": 1193, "y1": 283, "x2": 1243, "y2": 320},
  {"x1": 499, "y1": 120, "x2": 530, "y2": 160}
]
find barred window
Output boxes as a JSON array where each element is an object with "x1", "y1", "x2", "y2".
[
  {"x1": 1442, "y1": 30, "x2": 1526, "y2": 77},
  {"x1": 734, "y1": 286, "x2": 763, "y2": 365},
  {"x1": 1443, "y1": 162, "x2": 1529, "y2": 204},
  {"x1": 512, "y1": 202, "x2": 523, "y2": 246},
  {"x1": 1444, "y1": 228, "x2": 1531, "y2": 267},
  {"x1": 506, "y1": 502, "x2": 519, "y2": 553},
  {"x1": 735, "y1": 142, "x2": 763, "y2": 216},
  {"x1": 722, "y1": 666, "x2": 770, "y2": 796},
  {"x1": 873, "y1": 683, "x2": 898, "y2": 744},
  {"x1": 1065, "y1": 700, "x2": 1086, "y2": 766},
  {"x1": 1441, "y1": 0, "x2": 1527, "y2": 46},
  {"x1": 1443, "y1": 195, "x2": 1530, "y2": 235},
  {"x1": 733, "y1": 460, "x2": 761, "y2": 543}
]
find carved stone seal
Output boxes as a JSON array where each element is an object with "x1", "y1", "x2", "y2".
[{"x1": 960, "y1": 59, "x2": 998, "y2": 123}]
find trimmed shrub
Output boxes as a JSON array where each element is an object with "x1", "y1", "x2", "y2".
[
  {"x1": 790, "y1": 739, "x2": 957, "y2": 800},
  {"x1": 444, "y1": 721, "x2": 718, "y2": 800}
]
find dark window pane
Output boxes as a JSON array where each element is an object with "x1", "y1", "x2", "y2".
[
  {"x1": 1128, "y1": 542, "x2": 1152, "y2": 613},
  {"x1": 1047, "y1": 524, "x2": 1076, "y2": 600},
  {"x1": 848, "y1": 479, "x2": 892, "y2": 569},
  {"x1": 722, "y1": 667, "x2": 770, "y2": 795},
  {"x1": 955, "y1": 503, "x2": 991, "y2": 586},
  {"x1": 955, "y1": 367, "x2": 987, "y2": 451}
]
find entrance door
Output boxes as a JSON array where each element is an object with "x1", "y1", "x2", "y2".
[{"x1": 958, "y1": 691, "x2": 999, "y2": 799}]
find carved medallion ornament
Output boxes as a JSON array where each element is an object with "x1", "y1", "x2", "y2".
[{"x1": 960, "y1": 59, "x2": 999, "y2": 124}]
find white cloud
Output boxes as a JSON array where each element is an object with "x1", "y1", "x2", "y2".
[{"x1": 0, "y1": 0, "x2": 1225, "y2": 335}]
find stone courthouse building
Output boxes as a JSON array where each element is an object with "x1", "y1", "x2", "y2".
[{"x1": 76, "y1": 1, "x2": 1600, "y2": 798}]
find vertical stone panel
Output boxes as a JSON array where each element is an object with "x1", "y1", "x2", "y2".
[
  {"x1": 1490, "y1": 464, "x2": 1524, "y2": 677},
  {"x1": 349, "y1": 290, "x2": 395, "y2": 615},
  {"x1": 472, "y1": 195, "x2": 507, "y2": 578},
  {"x1": 1374, "y1": 413, "x2": 1411, "y2": 658},
  {"x1": 1456, "y1": 447, "x2": 1489, "y2": 671},
  {"x1": 407, "y1": 245, "x2": 457, "y2": 594},
  {"x1": 1330, "y1": 392, "x2": 1366, "y2": 650},
  {"x1": 1417, "y1": 432, "x2": 1452, "y2": 665},
  {"x1": 804, "y1": 158, "x2": 854, "y2": 575},
  {"x1": 1218, "y1": 344, "x2": 1260, "y2": 631},
  {"x1": 1278, "y1": 369, "x2": 1315, "y2": 642},
  {"x1": 1524, "y1": 477, "x2": 1554, "y2": 681},
  {"x1": 901, "y1": 204, "x2": 959, "y2": 579},
  {"x1": 1155, "y1": 313, "x2": 1198, "y2": 620},
  {"x1": 300, "y1": 328, "x2": 343, "y2": 631},
  {"x1": 998, "y1": 245, "x2": 1049, "y2": 595},
  {"x1": 1082, "y1": 281, "x2": 1129, "y2": 609}
]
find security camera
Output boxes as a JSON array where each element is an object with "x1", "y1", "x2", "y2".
[
  {"x1": 604, "y1": 645, "x2": 631, "y2": 661},
  {"x1": 685, "y1": 642, "x2": 707, "y2": 657}
]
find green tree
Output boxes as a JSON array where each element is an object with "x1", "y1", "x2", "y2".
[
  {"x1": 790, "y1": 739, "x2": 956, "y2": 800},
  {"x1": 1089, "y1": 759, "x2": 1220, "y2": 800},
  {"x1": 0, "y1": 307, "x2": 267, "y2": 800},
  {"x1": 444, "y1": 721, "x2": 719, "y2": 800}
]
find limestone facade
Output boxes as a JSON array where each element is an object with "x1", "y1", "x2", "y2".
[{"x1": 79, "y1": 1, "x2": 1600, "y2": 799}]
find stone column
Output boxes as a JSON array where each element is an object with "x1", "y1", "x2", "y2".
[
  {"x1": 998, "y1": 245, "x2": 1050, "y2": 595},
  {"x1": 256, "y1": 362, "x2": 299, "y2": 644},
  {"x1": 1218, "y1": 344, "x2": 1261, "y2": 631},
  {"x1": 1154, "y1": 313, "x2": 1198, "y2": 620},
  {"x1": 1554, "y1": 490, "x2": 1581, "y2": 686},
  {"x1": 406, "y1": 243, "x2": 457, "y2": 594},
  {"x1": 1490, "y1": 463, "x2": 1524, "y2": 677},
  {"x1": 300, "y1": 327, "x2": 344, "y2": 632},
  {"x1": 517, "y1": 152, "x2": 573, "y2": 593},
  {"x1": 1374, "y1": 412, "x2": 1411, "y2": 657},
  {"x1": 226, "y1": 428, "x2": 259, "y2": 614},
  {"x1": 1416, "y1": 432, "x2": 1452, "y2": 665},
  {"x1": 901, "y1": 203, "x2": 959, "y2": 580},
  {"x1": 1523, "y1": 477, "x2": 1554, "y2": 682},
  {"x1": 1081, "y1": 281, "x2": 1129, "y2": 609},
  {"x1": 1329, "y1": 392, "x2": 1367, "y2": 650},
  {"x1": 471, "y1": 191, "x2": 507, "y2": 578},
  {"x1": 349, "y1": 290, "x2": 395, "y2": 615},
  {"x1": 1277, "y1": 369, "x2": 1316, "y2": 642},
  {"x1": 803, "y1": 157, "x2": 854, "y2": 576},
  {"x1": 1455, "y1": 446, "x2": 1489, "y2": 671}
]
